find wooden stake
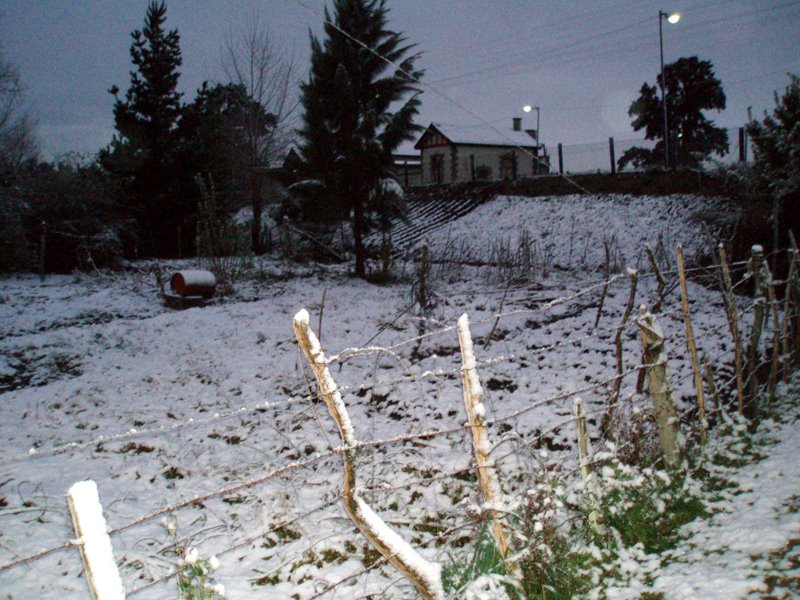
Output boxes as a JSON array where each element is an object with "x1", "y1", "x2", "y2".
[
  {"x1": 594, "y1": 240, "x2": 612, "y2": 328},
  {"x1": 676, "y1": 245, "x2": 707, "y2": 443},
  {"x1": 636, "y1": 305, "x2": 683, "y2": 467},
  {"x1": 702, "y1": 354, "x2": 724, "y2": 421},
  {"x1": 573, "y1": 397, "x2": 601, "y2": 535},
  {"x1": 456, "y1": 314, "x2": 516, "y2": 568},
  {"x1": 763, "y1": 256, "x2": 781, "y2": 402},
  {"x1": 781, "y1": 242, "x2": 798, "y2": 381},
  {"x1": 746, "y1": 245, "x2": 768, "y2": 405},
  {"x1": 67, "y1": 481, "x2": 126, "y2": 600},
  {"x1": 39, "y1": 220, "x2": 47, "y2": 283},
  {"x1": 614, "y1": 270, "x2": 638, "y2": 401},
  {"x1": 645, "y1": 244, "x2": 665, "y2": 313},
  {"x1": 293, "y1": 310, "x2": 443, "y2": 600},
  {"x1": 719, "y1": 244, "x2": 745, "y2": 416},
  {"x1": 791, "y1": 232, "x2": 800, "y2": 365}
]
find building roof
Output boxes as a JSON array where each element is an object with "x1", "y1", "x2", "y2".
[{"x1": 414, "y1": 122, "x2": 538, "y2": 150}]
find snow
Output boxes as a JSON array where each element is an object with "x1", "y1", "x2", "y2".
[
  {"x1": 173, "y1": 269, "x2": 216, "y2": 288},
  {"x1": 421, "y1": 122, "x2": 538, "y2": 148},
  {"x1": 0, "y1": 191, "x2": 791, "y2": 599},
  {"x1": 66, "y1": 480, "x2": 126, "y2": 600},
  {"x1": 353, "y1": 496, "x2": 444, "y2": 599}
]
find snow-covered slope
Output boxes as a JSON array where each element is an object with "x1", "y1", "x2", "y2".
[{"x1": 388, "y1": 193, "x2": 730, "y2": 272}]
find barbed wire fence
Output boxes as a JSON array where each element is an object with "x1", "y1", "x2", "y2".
[{"x1": 0, "y1": 241, "x2": 797, "y2": 598}]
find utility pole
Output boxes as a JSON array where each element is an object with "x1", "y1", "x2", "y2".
[{"x1": 659, "y1": 11, "x2": 680, "y2": 169}]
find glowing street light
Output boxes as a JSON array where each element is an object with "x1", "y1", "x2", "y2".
[
  {"x1": 522, "y1": 105, "x2": 540, "y2": 144},
  {"x1": 659, "y1": 10, "x2": 680, "y2": 168}
]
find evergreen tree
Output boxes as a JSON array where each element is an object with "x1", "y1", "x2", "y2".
[
  {"x1": 748, "y1": 73, "x2": 800, "y2": 206},
  {"x1": 298, "y1": 0, "x2": 423, "y2": 278},
  {"x1": 746, "y1": 73, "x2": 800, "y2": 259},
  {"x1": 175, "y1": 81, "x2": 276, "y2": 215},
  {"x1": 100, "y1": 1, "x2": 184, "y2": 257},
  {"x1": 619, "y1": 56, "x2": 728, "y2": 170}
]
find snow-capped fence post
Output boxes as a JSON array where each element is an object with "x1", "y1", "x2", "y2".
[
  {"x1": 645, "y1": 244, "x2": 665, "y2": 314},
  {"x1": 746, "y1": 245, "x2": 768, "y2": 405},
  {"x1": 676, "y1": 245, "x2": 707, "y2": 444},
  {"x1": 573, "y1": 398, "x2": 602, "y2": 535},
  {"x1": 719, "y1": 244, "x2": 745, "y2": 416},
  {"x1": 67, "y1": 481, "x2": 126, "y2": 600},
  {"x1": 636, "y1": 305, "x2": 683, "y2": 467},
  {"x1": 456, "y1": 313, "x2": 517, "y2": 571},
  {"x1": 292, "y1": 310, "x2": 444, "y2": 600}
]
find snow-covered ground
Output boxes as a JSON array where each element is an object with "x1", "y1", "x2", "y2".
[
  {"x1": 0, "y1": 193, "x2": 795, "y2": 599},
  {"x1": 591, "y1": 383, "x2": 800, "y2": 600}
]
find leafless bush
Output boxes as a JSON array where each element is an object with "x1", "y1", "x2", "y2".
[{"x1": 196, "y1": 176, "x2": 247, "y2": 295}]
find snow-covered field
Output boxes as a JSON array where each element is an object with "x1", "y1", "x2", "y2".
[{"x1": 1, "y1": 193, "x2": 797, "y2": 599}]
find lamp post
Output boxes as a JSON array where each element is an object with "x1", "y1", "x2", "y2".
[
  {"x1": 523, "y1": 104, "x2": 541, "y2": 146},
  {"x1": 524, "y1": 104, "x2": 541, "y2": 172},
  {"x1": 659, "y1": 10, "x2": 680, "y2": 169}
]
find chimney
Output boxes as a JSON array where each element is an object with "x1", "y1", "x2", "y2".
[
  {"x1": 512, "y1": 117, "x2": 522, "y2": 131},
  {"x1": 525, "y1": 129, "x2": 538, "y2": 142}
]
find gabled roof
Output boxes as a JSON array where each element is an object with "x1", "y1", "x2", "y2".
[{"x1": 414, "y1": 122, "x2": 537, "y2": 150}]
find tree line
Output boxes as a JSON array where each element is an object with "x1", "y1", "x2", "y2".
[{"x1": 0, "y1": 0, "x2": 797, "y2": 278}]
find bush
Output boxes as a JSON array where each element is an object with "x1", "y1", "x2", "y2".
[{"x1": 0, "y1": 159, "x2": 132, "y2": 273}]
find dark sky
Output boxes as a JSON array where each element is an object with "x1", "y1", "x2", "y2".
[{"x1": 2, "y1": 0, "x2": 798, "y2": 160}]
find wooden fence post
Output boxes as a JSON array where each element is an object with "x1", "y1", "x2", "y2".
[
  {"x1": 573, "y1": 398, "x2": 601, "y2": 535},
  {"x1": 292, "y1": 310, "x2": 444, "y2": 600},
  {"x1": 762, "y1": 254, "x2": 782, "y2": 403},
  {"x1": 612, "y1": 269, "x2": 638, "y2": 406},
  {"x1": 719, "y1": 244, "x2": 745, "y2": 416},
  {"x1": 67, "y1": 481, "x2": 127, "y2": 600},
  {"x1": 677, "y1": 245, "x2": 707, "y2": 443},
  {"x1": 456, "y1": 314, "x2": 517, "y2": 571},
  {"x1": 645, "y1": 245, "x2": 665, "y2": 313},
  {"x1": 746, "y1": 245, "x2": 768, "y2": 404},
  {"x1": 783, "y1": 234, "x2": 799, "y2": 379},
  {"x1": 39, "y1": 220, "x2": 47, "y2": 282},
  {"x1": 702, "y1": 354, "x2": 727, "y2": 424},
  {"x1": 609, "y1": 137, "x2": 616, "y2": 174},
  {"x1": 636, "y1": 305, "x2": 683, "y2": 467}
]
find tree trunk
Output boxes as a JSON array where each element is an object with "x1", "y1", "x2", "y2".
[
  {"x1": 250, "y1": 172, "x2": 263, "y2": 255},
  {"x1": 353, "y1": 198, "x2": 367, "y2": 278}
]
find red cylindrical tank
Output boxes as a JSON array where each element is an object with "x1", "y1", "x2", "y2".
[{"x1": 169, "y1": 270, "x2": 216, "y2": 298}]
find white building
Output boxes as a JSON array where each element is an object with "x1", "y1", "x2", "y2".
[{"x1": 413, "y1": 120, "x2": 547, "y2": 185}]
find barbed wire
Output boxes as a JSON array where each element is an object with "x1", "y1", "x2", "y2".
[
  {"x1": 126, "y1": 495, "x2": 342, "y2": 596},
  {"x1": 2, "y1": 237, "x2": 795, "y2": 596}
]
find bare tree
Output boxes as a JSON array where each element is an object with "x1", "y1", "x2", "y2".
[
  {"x1": 221, "y1": 13, "x2": 298, "y2": 254},
  {"x1": 0, "y1": 45, "x2": 38, "y2": 174}
]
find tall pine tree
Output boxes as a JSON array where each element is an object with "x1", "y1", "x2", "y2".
[
  {"x1": 100, "y1": 1, "x2": 184, "y2": 257},
  {"x1": 619, "y1": 56, "x2": 728, "y2": 171},
  {"x1": 298, "y1": 0, "x2": 423, "y2": 278}
]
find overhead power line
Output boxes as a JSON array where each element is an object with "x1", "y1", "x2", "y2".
[{"x1": 293, "y1": 0, "x2": 591, "y2": 194}]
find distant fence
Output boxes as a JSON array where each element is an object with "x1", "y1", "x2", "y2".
[
  {"x1": 1, "y1": 239, "x2": 798, "y2": 598},
  {"x1": 548, "y1": 126, "x2": 750, "y2": 175}
]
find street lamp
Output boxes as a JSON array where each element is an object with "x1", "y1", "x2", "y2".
[
  {"x1": 523, "y1": 104, "x2": 540, "y2": 145},
  {"x1": 659, "y1": 10, "x2": 680, "y2": 169}
]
